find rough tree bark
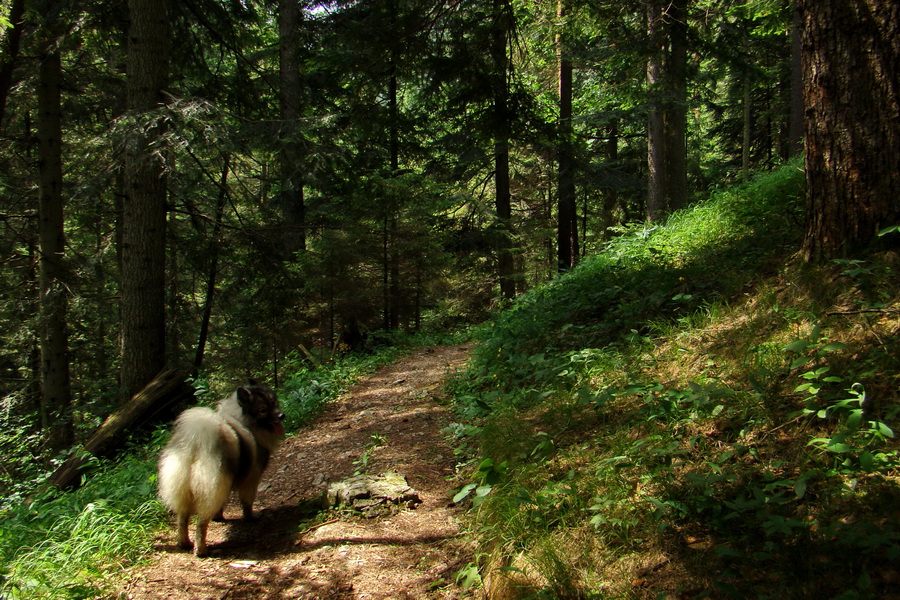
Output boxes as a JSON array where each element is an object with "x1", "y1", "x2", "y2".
[
  {"x1": 37, "y1": 24, "x2": 72, "y2": 451},
  {"x1": 664, "y1": 0, "x2": 688, "y2": 211},
  {"x1": 799, "y1": 0, "x2": 900, "y2": 260},
  {"x1": 121, "y1": 0, "x2": 170, "y2": 400},
  {"x1": 646, "y1": 0, "x2": 689, "y2": 222}
]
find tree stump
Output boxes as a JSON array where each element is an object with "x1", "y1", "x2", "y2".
[{"x1": 324, "y1": 472, "x2": 422, "y2": 518}]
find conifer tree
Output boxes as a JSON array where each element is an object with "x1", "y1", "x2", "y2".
[
  {"x1": 799, "y1": 0, "x2": 899, "y2": 259},
  {"x1": 120, "y1": 0, "x2": 170, "y2": 400}
]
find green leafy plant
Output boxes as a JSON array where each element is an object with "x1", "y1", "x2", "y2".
[
  {"x1": 807, "y1": 383, "x2": 899, "y2": 474},
  {"x1": 453, "y1": 458, "x2": 507, "y2": 507},
  {"x1": 354, "y1": 433, "x2": 386, "y2": 475}
]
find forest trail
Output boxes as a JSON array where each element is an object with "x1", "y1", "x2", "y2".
[{"x1": 121, "y1": 345, "x2": 476, "y2": 600}]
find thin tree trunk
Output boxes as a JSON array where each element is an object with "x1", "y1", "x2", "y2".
[
  {"x1": 742, "y1": 74, "x2": 751, "y2": 182},
  {"x1": 799, "y1": 0, "x2": 900, "y2": 260},
  {"x1": 495, "y1": 141, "x2": 515, "y2": 300},
  {"x1": 279, "y1": 0, "x2": 305, "y2": 255},
  {"x1": 413, "y1": 264, "x2": 421, "y2": 330},
  {"x1": 493, "y1": 0, "x2": 515, "y2": 300},
  {"x1": 121, "y1": 0, "x2": 170, "y2": 401},
  {"x1": 556, "y1": 0, "x2": 578, "y2": 272},
  {"x1": 602, "y1": 119, "x2": 620, "y2": 234},
  {"x1": 546, "y1": 164, "x2": 554, "y2": 279},
  {"x1": 788, "y1": 1, "x2": 803, "y2": 157},
  {"x1": 194, "y1": 155, "x2": 230, "y2": 374},
  {"x1": 388, "y1": 5, "x2": 401, "y2": 329},
  {"x1": 383, "y1": 212, "x2": 390, "y2": 330},
  {"x1": 664, "y1": 0, "x2": 688, "y2": 211},
  {"x1": 646, "y1": 1, "x2": 666, "y2": 222},
  {"x1": 37, "y1": 39, "x2": 72, "y2": 451}
]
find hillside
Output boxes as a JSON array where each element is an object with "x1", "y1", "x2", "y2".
[{"x1": 446, "y1": 163, "x2": 900, "y2": 599}]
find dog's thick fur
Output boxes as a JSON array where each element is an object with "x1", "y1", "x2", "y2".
[{"x1": 158, "y1": 380, "x2": 285, "y2": 556}]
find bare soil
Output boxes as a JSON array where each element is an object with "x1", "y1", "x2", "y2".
[{"x1": 120, "y1": 345, "x2": 476, "y2": 600}]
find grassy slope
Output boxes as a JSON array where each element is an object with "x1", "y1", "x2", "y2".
[{"x1": 449, "y1": 162, "x2": 900, "y2": 599}]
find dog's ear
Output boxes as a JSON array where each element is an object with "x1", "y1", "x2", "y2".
[
  {"x1": 237, "y1": 386, "x2": 253, "y2": 407},
  {"x1": 248, "y1": 378, "x2": 259, "y2": 387}
]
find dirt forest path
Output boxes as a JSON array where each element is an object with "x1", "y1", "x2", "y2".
[{"x1": 121, "y1": 345, "x2": 476, "y2": 600}]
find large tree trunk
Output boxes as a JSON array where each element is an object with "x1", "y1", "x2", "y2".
[
  {"x1": 37, "y1": 38, "x2": 72, "y2": 451},
  {"x1": 556, "y1": 0, "x2": 578, "y2": 272},
  {"x1": 799, "y1": 0, "x2": 900, "y2": 260},
  {"x1": 121, "y1": 0, "x2": 170, "y2": 401},
  {"x1": 493, "y1": 0, "x2": 515, "y2": 300},
  {"x1": 646, "y1": 0, "x2": 689, "y2": 222}
]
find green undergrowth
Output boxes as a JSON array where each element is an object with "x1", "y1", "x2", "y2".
[
  {"x1": 448, "y1": 163, "x2": 900, "y2": 599},
  {"x1": 0, "y1": 446, "x2": 166, "y2": 600},
  {"x1": 0, "y1": 332, "x2": 442, "y2": 599}
]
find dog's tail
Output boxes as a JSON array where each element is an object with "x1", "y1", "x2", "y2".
[{"x1": 158, "y1": 407, "x2": 236, "y2": 519}]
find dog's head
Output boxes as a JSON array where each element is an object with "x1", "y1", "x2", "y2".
[{"x1": 237, "y1": 380, "x2": 286, "y2": 437}]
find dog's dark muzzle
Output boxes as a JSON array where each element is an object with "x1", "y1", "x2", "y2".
[{"x1": 268, "y1": 411, "x2": 286, "y2": 436}]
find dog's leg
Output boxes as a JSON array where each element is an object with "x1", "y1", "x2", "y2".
[
  {"x1": 177, "y1": 514, "x2": 192, "y2": 550},
  {"x1": 240, "y1": 498, "x2": 256, "y2": 520},
  {"x1": 194, "y1": 517, "x2": 211, "y2": 557},
  {"x1": 238, "y1": 485, "x2": 258, "y2": 520}
]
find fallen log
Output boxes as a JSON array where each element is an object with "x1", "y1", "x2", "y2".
[{"x1": 45, "y1": 368, "x2": 194, "y2": 491}]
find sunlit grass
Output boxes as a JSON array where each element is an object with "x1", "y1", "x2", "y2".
[
  {"x1": 449, "y1": 162, "x2": 900, "y2": 598},
  {"x1": 2, "y1": 501, "x2": 164, "y2": 600}
]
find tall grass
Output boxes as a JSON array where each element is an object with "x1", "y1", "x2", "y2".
[
  {"x1": 0, "y1": 449, "x2": 166, "y2": 599},
  {"x1": 456, "y1": 161, "x2": 804, "y2": 407}
]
